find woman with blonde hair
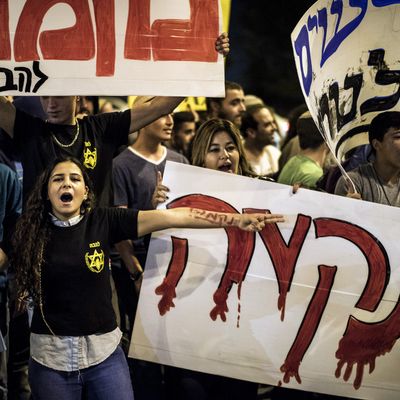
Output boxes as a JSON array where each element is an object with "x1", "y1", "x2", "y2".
[{"x1": 191, "y1": 118, "x2": 256, "y2": 177}]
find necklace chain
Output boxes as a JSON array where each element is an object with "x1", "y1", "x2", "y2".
[
  {"x1": 50, "y1": 119, "x2": 80, "y2": 148},
  {"x1": 372, "y1": 164, "x2": 400, "y2": 207}
]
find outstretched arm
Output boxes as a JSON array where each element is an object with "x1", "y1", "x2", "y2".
[
  {"x1": 138, "y1": 207, "x2": 285, "y2": 237},
  {"x1": 0, "y1": 97, "x2": 16, "y2": 138}
]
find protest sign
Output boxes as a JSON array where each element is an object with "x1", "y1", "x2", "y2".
[
  {"x1": 131, "y1": 161, "x2": 400, "y2": 400},
  {"x1": 0, "y1": 0, "x2": 224, "y2": 96},
  {"x1": 291, "y1": 0, "x2": 400, "y2": 161}
]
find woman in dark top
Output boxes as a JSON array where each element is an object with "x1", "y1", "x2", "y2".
[{"x1": 11, "y1": 156, "x2": 283, "y2": 400}]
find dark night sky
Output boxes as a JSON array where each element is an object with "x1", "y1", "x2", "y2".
[{"x1": 226, "y1": 0, "x2": 316, "y2": 116}]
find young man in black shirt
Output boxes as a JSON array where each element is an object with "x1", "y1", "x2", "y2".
[
  {"x1": 0, "y1": 34, "x2": 229, "y2": 206},
  {"x1": 0, "y1": 95, "x2": 182, "y2": 206}
]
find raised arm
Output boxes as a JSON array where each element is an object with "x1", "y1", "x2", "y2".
[
  {"x1": 129, "y1": 96, "x2": 184, "y2": 133},
  {"x1": 0, "y1": 97, "x2": 16, "y2": 138},
  {"x1": 137, "y1": 207, "x2": 285, "y2": 237}
]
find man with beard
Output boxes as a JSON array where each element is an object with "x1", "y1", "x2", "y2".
[
  {"x1": 241, "y1": 104, "x2": 281, "y2": 177},
  {"x1": 206, "y1": 81, "x2": 246, "y2": 128}
]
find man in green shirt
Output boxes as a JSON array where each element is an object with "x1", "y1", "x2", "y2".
[{"x1": 278, "y1": 111, "x2": 328, "y2": 189}]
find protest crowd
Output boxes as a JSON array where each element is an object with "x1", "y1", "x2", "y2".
[{"x1": 1, "y1": 13, "x2": 400, "y2": 400}]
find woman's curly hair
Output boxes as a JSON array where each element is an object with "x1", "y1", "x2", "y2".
[{"x1": 11, "y1": 157, "x2": 95, "y2": 303}]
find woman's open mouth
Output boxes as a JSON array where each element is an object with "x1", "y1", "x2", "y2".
[
  {"x1": 60, "y1": 193, "x2": 73, "y2": 203},
  {"x1": 218, "y1": 164, "x2": 232, "y2": 173}
]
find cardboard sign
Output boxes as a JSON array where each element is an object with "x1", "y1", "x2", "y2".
[
  {"x1": 0, "y1": 0, "x2": 224, "y2": 96},
  {"x1": 130, "y1": 161, "x2": 400, "y2": 400},
  {"x1": 291, "y1": 0, "x2": 400, "y2": 160}
]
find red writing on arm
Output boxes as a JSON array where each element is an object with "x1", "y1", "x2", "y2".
[
  {"x1": 0, "y1": 0, "x2": 11, "y2": 60},
  {"x1": 280, "y1": 265, "x2": 337, "y2": 384},
  {"x1": 14, "y1": 0, "x2": 95, "y2": 63},
  {"x1": 155, "y1": 237, "x2": 188, "y2": 315},
  {"x1": 158, "y1": 194, "x2": 255, "y2": 322},
  {"x1": 245, "y1": 210, "x2": 311, "y2": 321},
  {"x1": 125, "y1": 0, "x2": 219, "y2": 62},
  {"x1": 315, "y1": 218, "x2": 392, "y2": 390},
  {"x1": 190, "y1": 209, "x2": 237, "y2": 226}
]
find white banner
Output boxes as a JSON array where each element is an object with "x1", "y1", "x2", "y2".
[
  {"x1": 291, "y1": 0, "x2": 400, "y2": 160},
  {"x1": 131, "y1": 161, "x2": 400, "y2": 400},
  {"x1": 0, "y1": 0, "x2": 224, "y2": 96}
]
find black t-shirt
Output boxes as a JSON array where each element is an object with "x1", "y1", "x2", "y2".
[
  {"x1": 30, "y1": 207, "x2": 139, "y2": 336},
  {"x1": 14, "y1": 109, "x2": 131, "y2": 206}
]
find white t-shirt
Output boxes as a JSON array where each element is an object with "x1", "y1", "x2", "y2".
[{"x1": 247, "y1": 145, "x2": 281, "y2": 176}]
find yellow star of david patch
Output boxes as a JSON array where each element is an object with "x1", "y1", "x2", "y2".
[
  {"x1": 85, "y1": 249, "x2": 105, "y2": 273},
  {"x1": 83, "y1": 147, "x2": 97, "y2": 169}
]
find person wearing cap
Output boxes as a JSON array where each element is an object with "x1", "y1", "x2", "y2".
[
  {"x1": 277, "y1": 111, "x2": 328, "y2": 189},
  {"x1": 335, "y1": 111, "x2": 400, "y2": 206}
]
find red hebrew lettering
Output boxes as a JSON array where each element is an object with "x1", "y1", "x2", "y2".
[
  {"x1": 151, "y1": 0, "x2": 219, "y2": 62},
  {"x1": 14, "y1": 0, "x2": 95, "y2": 62},
  {"x1": 155, "y1": 237, "x2": 188, "y2": 315},
  {"x1": 0, "y1": 0, "x2": 11, "y2": 60},
  {"x1": 245, "y1": 210, "x2": 312, "y2": 321},
  {"x1": 314, "y1": 218, "x2": 389, "y2": 312},
  {"x1": 92, "y1": 0, "x2": 115, "y2": 76},
  {"x1": 124, "y1": 0, "x2": 151, "y2": 61},
  {"x1": 125, "y1": 0, "x2": 219, "y2": 62},
  {"x1": 314, "y1": 218, "x2": 393, "y2": 389},
  {"x1": 165, "y1": 194, "x2": 256, "y2": 321},
  {"x1": 335, "y1": 297, "x2": 400, "y2": 390},
  {"x1": 281, "y1": 265, "x2": 337, "y2": 385}
]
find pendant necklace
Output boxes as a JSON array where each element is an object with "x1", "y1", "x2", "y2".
[{"x1": 50, "y1": 119, "x2": 80, "y2": 148}]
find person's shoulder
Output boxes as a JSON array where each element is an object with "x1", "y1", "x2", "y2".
[
  {"x1": 282, "y1": 154, "x2": 302, "y2": 169},
  {"x1": 266, "y1": 145, "x2": 281, "y2": 156},
  {"x1": 114, "y1": 147, "x2": 140, "y2": 170},
  {"x1": 345, "y1": 162, "x2": 371, "y2": 180},
  {"x1": 165, "y1": 148, "x2": 189, "y2": 163},
  {"x1": 0, "y1": 162, "x2": 12, "y2": 174},
  {"x1": 114, "y1": 146, "x2": 133, "y2": 161},
  {"x1": 0, "y1": 163, "x2": 17, "y2": 181},
  {"x1": 86, "y1": 207, "x2": 113, "y2": 222},
  {"x1": 334, "y1": 164, "x2": 367, "y2": 195}
]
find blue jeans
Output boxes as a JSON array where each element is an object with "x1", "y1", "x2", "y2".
[{"x1": 29, "y1": 346, "x2": 134, "y2": 400}]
